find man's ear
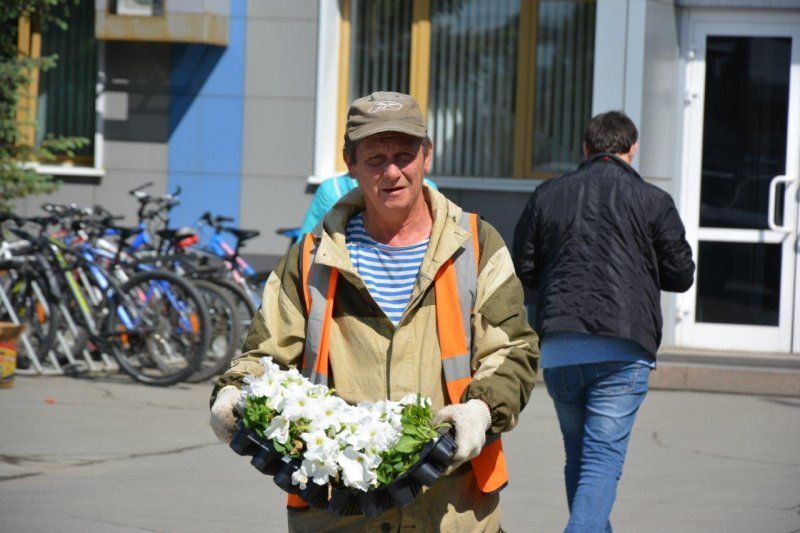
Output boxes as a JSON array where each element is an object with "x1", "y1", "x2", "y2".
[
  {"x1": 343, "y1": 150, "x2": 354, "y2": 174},
  {"x1": 628, "y1": 142, "x2": 639, "y2": 161},
  {"x1": 423, "y1": 141, "x2": 433, "y2": 173},
  {"x1": 582, "y1": 142, "x2": 589, "y2": 159}
]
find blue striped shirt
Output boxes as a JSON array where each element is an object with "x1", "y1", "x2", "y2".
[{"x1": 345, "y1": 213, "x2": 428, "y2": 325}]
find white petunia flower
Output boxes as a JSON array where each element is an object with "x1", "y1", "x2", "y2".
[
  {"x1": 360, "y1": 418, "x2": 398, "y2": 453},
  {"x1": 298, "y1": 430, "x2": 340, "y2": 486},
  {"x1": 264, "y1": 414, "x2": 291, "y2": 444},
  {"x1": 244, "y1": 371, "x2": 282, "y2": 399},
  {"x1": 292, "y1": 464, "x2": 309, "y2": 490},
  {"x1": 259, "y1": 356, "x2": 281, "y2": 375},
  {"x1": 307, "y1": 395, "x2": 347, "y2": 433},
  {"x1": 304, "y1": 457, "x2": 340, "y2": 486},
  {"x1": 279, "y1": 387, "x2": 320, "y2": 422},
  {"x1": 301, "y1": 430, "x2": 338, "y2": 460},
  {"x1": 242, "y1": 357, "x2": 440, "y2": 490},
  {"x1": 399, "y1": 393, "x2": 424, "y2": 406},
  {"x1": 337, "y1": 446, "x2": 378, "y2": 491},
  {"x1": 307, "y1": 383, "x2": 329, "y2": 398},
  {"x1": 281, "y1": 365, "x2": 303, "y2": 383}
]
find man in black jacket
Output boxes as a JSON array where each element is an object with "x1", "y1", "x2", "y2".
[{"x1": 513, "y1": 111, "x2": 694, "y2": 532}]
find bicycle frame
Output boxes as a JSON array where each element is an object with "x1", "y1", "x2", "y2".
[
  {"x1": 69, "y1": 237, "x2": 198, "y2": 337},
  {"x1": 45, "y1": 237, "x2": 120, "y2": 372},
  {"x1": 205, "y1": 236, "x2": 257, "y2": 277},
  {"x1": 190, "y1": 226, "x2": 263, "y2": 308}
]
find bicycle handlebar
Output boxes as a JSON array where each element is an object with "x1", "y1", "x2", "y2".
[
  {"x1": 129, "y1": 181, "x2": 154, "y2": 195},
  {"x1": 0, "y1": 211, "x2": 26, "y2": 226},
  {"x1": 132, "y1": 184, "x2": 182, "y2": 223},
  {"x1": 197, "y1": 211, "x2": 234, "y2": 233}
]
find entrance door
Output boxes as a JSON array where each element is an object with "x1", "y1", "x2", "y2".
[{"x1": 679, "y1": 10, "x2": 800, "y2": 353}]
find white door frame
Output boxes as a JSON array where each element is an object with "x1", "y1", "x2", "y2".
[{"x1": 677, "y1": 9, "x2": 800, "y2": 353}]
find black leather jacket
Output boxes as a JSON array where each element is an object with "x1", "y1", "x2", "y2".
[{"x1": 512, "y1": 153, "x2": 695, "y2": 355}]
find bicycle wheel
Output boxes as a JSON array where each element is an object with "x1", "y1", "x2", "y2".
[
  {"x1": 207, "y1": 277, "x2": 256, "y2": 349},
  {"x1": 106, "y1": 269, "x2": 210, "y2": 386},
  {"x1": 243, "y1": 270, "x2": 269, "y2": 308},
  {"x1": 0, "y1": 261, "x2": 60, "y2": 368},
  {"x1": 185, "y1": 279, "x2": 240, "y2": 382}
]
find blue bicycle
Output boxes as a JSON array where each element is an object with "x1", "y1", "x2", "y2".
[{"x1": 9, "y1": 208, "x2": 211, "y2": 386}]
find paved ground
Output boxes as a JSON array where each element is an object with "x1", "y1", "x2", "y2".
[{"x1": 1, "y1": 374, "x2": 799, "y2": 533}]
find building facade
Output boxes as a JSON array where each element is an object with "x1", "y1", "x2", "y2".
[{"x1": 15, "y1": 0, "x2": 800, "y2": 356}]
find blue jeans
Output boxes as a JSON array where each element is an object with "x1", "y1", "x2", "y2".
[{"x1": 544, "y1": 362, "x2": 650, "y2": 533}]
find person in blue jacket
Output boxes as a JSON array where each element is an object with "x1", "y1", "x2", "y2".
[{"x1": 295, "y1": 174, "x2": 438, "y2": 243}]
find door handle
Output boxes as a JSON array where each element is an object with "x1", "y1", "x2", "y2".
[{"x1": 767, "y1": 175, "x2": 795, "y2": 232}]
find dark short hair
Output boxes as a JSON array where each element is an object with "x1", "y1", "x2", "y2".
[
  {"x1": 343, "y1": 134, "x2": 432, "y2": 164},
  {"x1": 583, "y1": 111, "x2": 638, "y2": 155}
]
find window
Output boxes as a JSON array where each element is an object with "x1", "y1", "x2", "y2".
[
  {"x1": 112, "y1": 0, "x2": 165, "y2": 17},
  {"x1": 348, "y1": 2, "x2": 412, "y2": 97},
  {"x1": 18, "y1": 1, "x2": 97, "y2": 166},
  {"x1": 339, "y1": 0, "x2": 595, "y2": 179},
  {"x1": 532, "y1": 1, "x2": 595, "y2": 175}
]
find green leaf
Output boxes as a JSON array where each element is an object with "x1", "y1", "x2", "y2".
[
  {"x1": 374, "y1": 395, "x2": 444, "y2": 484},
  {"x1": 392, "y1": 435, "x2": 419, "y2": 454}
]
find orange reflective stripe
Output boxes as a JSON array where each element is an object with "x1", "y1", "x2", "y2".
[
  {"x1": 286, "y1": 493, "x2": 308, "y2": 509},
  {"x1": 445, "y1": 377, "x2": 470, "y2": 404},
  {"x1": 471, "y1": 439, "x2": 508, "y2": 494},
  {"x1": 313, "y1": 269, "x2": 338, "y2": 378},
  {"x1": 435, "y1": 212, "x2": 508, "y2": 495},
  {"x1": 434, "y1": 258, "x2": 468, "y2": 362},
  {"x1": 301, "y1": 234, "x2": 315, "y2": 370}
]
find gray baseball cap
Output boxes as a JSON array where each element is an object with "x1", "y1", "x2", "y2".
[{"x1": 346, "y1": 91, "x2": 427, "y2": 141}]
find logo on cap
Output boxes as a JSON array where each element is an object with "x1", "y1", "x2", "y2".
[{"x1": 368, "y1": 101, "x2": 403, "y2": 113}]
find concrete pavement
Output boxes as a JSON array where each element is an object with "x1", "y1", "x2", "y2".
[{"x1": 1, "y1": 374, "x2": 799, "y2": 532}]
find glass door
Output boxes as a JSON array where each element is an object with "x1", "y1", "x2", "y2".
[{"x1": 678, "y1": 11, "x2": 800, "y2": 353}]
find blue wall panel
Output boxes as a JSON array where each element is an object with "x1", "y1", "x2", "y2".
[
  {"x1": 168, "y1": 173, "x2": 239, "y2": 223},
  {"x1": 167, "y1": 0, "x2": 246, "y2": 229}
]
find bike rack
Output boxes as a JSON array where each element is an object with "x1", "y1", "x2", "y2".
[{"x1": 0, "y1": 285, "x2": 62, "y2": 375}]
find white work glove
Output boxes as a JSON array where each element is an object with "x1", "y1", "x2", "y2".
[
  {"x1": 433, "y1": 399, "x2": 492, "y2": 473},
  {"x1": 210, "y1": 386, "x2": 242, "y2": 443}
]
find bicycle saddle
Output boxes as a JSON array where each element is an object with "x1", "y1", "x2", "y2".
[
  {"x1": 158, "y1": 227, "x2": 199, "y2": 247},
  {"x1": 225, "y1": 228, "x2": 260, "y2": 243}
]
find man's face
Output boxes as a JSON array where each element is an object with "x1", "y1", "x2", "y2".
[{"x1": 346, "y1": 132, "x2": 432, "y2": 218}]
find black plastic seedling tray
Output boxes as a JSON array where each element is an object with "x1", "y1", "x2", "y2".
[{"x1": 230, "y1": 421, "x2": 457, "y2": 518}]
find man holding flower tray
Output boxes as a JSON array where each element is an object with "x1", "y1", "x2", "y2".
[{"x1": 210, "y1": 91, "x2": 540, "y2": 531}]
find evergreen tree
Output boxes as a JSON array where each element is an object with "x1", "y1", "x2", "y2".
[{"x1": 0, "y1": 0, "x2": 88, "y2": 211}]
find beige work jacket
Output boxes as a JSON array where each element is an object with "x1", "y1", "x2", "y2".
[{"x1": 212, "y1": 186, "x2": 539, "y2": 531}]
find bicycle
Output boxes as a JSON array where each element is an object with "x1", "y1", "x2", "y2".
[
  {"x1": 193, "y1": 211, "x2": 269, "y2": 310},
  {"x1": 87, "y1": 197, "x2": 250, "y2": 382},
  {"x1": 2, "y1": 211, "x2": 212, "y2": 386},
  {"x1": 0, "y1": 231, "x2": 63, "y2": 374}
]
